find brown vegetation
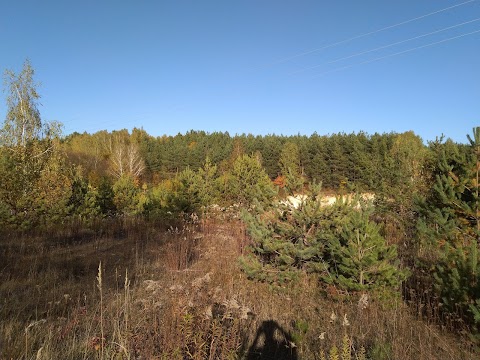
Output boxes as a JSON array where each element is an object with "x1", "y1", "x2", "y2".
[{"x1": 1, "y1": 218, "x2": 477, "y2": 359}]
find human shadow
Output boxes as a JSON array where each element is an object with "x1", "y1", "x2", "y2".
[{"x1": 245, "y1": 320, "x2": 298, "y2": 360}]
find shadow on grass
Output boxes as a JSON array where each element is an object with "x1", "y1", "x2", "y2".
[{"x1": 245, "y1": 320, "x2": 298, "y2": 360}]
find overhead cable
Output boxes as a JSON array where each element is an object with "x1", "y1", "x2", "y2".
[
  {"x1": 268, "y1": 0, "x2": 476, "y2": 66},
  {"x1": 312, "y1": 28, "x2": 480, "y2": 77},
  {"x1": 293, "y1": 17, "x2": 480, "y2": 73}
]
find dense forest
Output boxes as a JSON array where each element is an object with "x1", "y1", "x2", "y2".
[
  {"x1": 1, "y1": 61, "x2": 479, "y2": 359},
  {"x1": 1, "y1": 121, "x2": 430, "y2": 226}
]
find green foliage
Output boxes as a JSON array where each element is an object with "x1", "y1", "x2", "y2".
[
  {"x1": 172, "y1": 157, "x2": 221, "y2": 215},
  {"x1": 284, "y1": 167, "x2": 305, "y2": 196},
  {"x1": 324, "y1": 201, "x2": 407, "y2": 291},
  {"x1": 369, "y1": 340, "x2": 392, "y2": 360},
  {"x1": 96, "y1": 176, "x2": 116, "y2": 216},
  {"x1": 291, "y1": 319, "x2": 309, "y2": 345},
  {"x1": 240, "y1": 184, "x2": 324, "y2": 284},
  {"x1": 63, "y1": 129, "x2": 429, "y2": 197},
  {"x1": 141, "y1": 181, "x2": 173, "y2": 219},
  {"x1": 29, "y1": 147, "x2": 72, "y2": 225},
  {"x1": 113, "y1": 175, "x2": 140, "y2": 216},
  {"x1": 241, "y1": 184, "x2": 406, "y2": 292},
  {"x1": 195, "y1": 156, "x2": 220, "y2": 210},
  {"x1": 228, "y1": 154, "x2": 276, "y2": 208},
  {"x1": 139, "y1": 159, "x2": 220, "y2": 220},
  {"x1": 329, "y1": 344, "x2": 339, "y2": 360},
  {"x1": 67, "y1": 169, "x2": 101, "y2": 220},
  {"x1": 416, "y1": 127, "x2": 480, "y2": 332},
  {"x1": 279, "y1": 142, "x2": 304, "y2": 193},
  {"x1": 0, "y1": 61, "x2": 68, "y2": 228},
  {"x1": 169, "y1": 167, "x2": 202, "y2": 215},
  {"x1": 149, "y1": 160, "x2": 221, "y2": 218},
  {"x1": 279, "y1": 142, "x2": 301, "y2": 176},
  {"x1": 68, "y1": 173, "x2": 89, "y2": 211}
]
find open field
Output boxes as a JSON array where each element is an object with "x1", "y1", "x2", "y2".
[{"x1": 1, "y1": 218, "x2": 478, "y2": 359}]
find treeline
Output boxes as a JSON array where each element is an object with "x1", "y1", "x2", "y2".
[
  {"x1": 49, "y1": 128, "x2": 428, "y2": 223},
  {"x1": 63, "y1": 128, "x2": 426, "y2": 192}
]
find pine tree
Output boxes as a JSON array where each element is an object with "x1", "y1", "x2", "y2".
[
  {"x1": 240, "y1": 184, "x2": 406, "y2": 292},
  {"x1": 195, "y1": 156, "x2": 219, "y2": 211},
  {"x1": 170, "y1": 167, "x2": 202, "y2": 215},
  {"x1": 240, "y1": 183, "x2": 324, "y2": 284},
  {"x1": 323, "y1": 201, "x2": 407, "y2": 291},
  {"x1": 228, "y1": 154, "x2": 276, "y2": 208},
  {"x1": 96, "y1": 177, "x2": 116, "y2": 217},
  {"x1": 416, "y1": 127, "x2": 480, "y2": 332},
  {"x1": 279, "y1": 141, "x2": 304, "y2": 194},
  {"x1": 67, "y1": 173, "x2": 101, "y2": 221},
  {"x1": 113, "y1": 175, "x2": 140, "y2": 216}
]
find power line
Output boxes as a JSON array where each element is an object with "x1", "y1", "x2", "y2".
[
  {"x1": 265, "y1": 0, "x2": 476, "y2": 66},
  {"x1": 293, "y1": 17, "x2": 480, "y2": 73},
  {"x1": 312, "y1": 28, "x2": 480, "y2": 78}
]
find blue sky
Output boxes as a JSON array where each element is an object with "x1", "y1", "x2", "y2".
[{"x1": 0, "y1": 0, "x2": 478, "y2": 143}]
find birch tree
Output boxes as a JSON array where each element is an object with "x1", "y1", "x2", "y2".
[
  {"x1": 0, "y1": 60, "x2": 67, "y2": 227},
  {"x1": 103, "y1": 131, "x2": 145, "y2": 179}
]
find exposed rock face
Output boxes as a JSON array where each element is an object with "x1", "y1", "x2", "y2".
[{"x1": 282, "y1": 193, "x2": 375, "y2": 209}]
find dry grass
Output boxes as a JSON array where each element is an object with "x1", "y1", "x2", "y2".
[
  {"x1": 0, "y1": 218, "x2": 170, "y2": 359},
  {"x1": 1, "y1": 217, "x2": 478, "y2": 359}
]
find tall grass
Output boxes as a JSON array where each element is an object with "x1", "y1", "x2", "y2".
[
  {"x1": 0, "y1": 218, "x2": 170, "y2": 359},
  {"x1": 0, "y1": 217, "x2": 478, "y2": 359}
]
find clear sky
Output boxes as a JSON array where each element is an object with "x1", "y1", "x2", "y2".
[{"x1": 0, "y1": 0, "x2": 478, "y2": 143}]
